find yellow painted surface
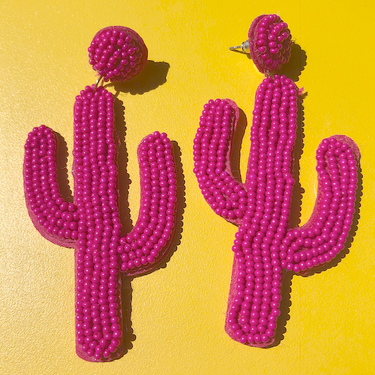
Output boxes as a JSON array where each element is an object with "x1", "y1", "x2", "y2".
[{"x1": 0, "y1": 1, "x2": 374, "y2": 374}]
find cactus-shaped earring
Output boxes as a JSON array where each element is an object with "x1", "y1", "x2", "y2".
[
  {"x1": 24, "y1": 26, "x2": 178, "y2": 361},
  {"x1": 193, "y1": 14, "x2": 360, "y2": 347}
]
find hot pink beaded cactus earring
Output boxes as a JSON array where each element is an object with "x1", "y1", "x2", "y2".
[
  {"x1": 24, "y1": 26, "x2": 178, "y2": 361},
  {"x1": 194, "y1": 14, "x2": 360, "y2": 347}
]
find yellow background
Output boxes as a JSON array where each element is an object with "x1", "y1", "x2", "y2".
[{"x1": 1, "y1": 1, "x2": 374, "y2": 374}]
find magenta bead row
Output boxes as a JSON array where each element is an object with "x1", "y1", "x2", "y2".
[
  {"x1": 24, "y1": 127, "x2": 79, "y2": 241},
  {"x1": 73, "y1": 85, "x2": 123, "y2": 360},
  {"x1": 253, "y1": 14, "x2": 291, "y2": 72},
  {"x1": 89, "y1": 27, "x2": 145, "y2": 82}
]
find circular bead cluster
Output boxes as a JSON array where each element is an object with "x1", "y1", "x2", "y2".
[
  {"x1": 193, "y1": 100, "x2": 247, "y2": 225},
  {"x1": 249, "y1": 14, "x2": 292, "y2": 74},
  {"x1": 88, "y1": 26, "x2": 148, "y2": 82},
  {"x1": 118, "y1": 132, "x2": 178, "y2": 274},
  {"x1": 193, "y1": 75, "x2": 358, "y2": 347},
  {"x1": 24, "y1": 126, "x2": 79, "y2": 245}
]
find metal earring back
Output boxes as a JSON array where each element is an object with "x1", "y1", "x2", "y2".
[{"x1": 229, "y1": 40, "x2": 249, "y2": 54}]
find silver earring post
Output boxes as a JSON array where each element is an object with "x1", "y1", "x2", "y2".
[{"x1": 229, "y1": 40, "x2": 250, "y2": 53}]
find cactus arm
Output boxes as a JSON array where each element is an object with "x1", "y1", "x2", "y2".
[
  {"x1": 118, "y1": 132, "x2": 178, "y2": 276},
  {"x1": 24, "y1": 125, "x2": 78, "y2": 247},
  {"x1": 282, "y1": 135, "x2": 360, "y2": 273},
  {"x1": 193, "y1": 99, "x2": 247, "y2": 225}
]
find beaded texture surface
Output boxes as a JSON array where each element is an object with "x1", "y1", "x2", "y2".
[
  {"x1": 88, "y1": 26, "x2": 148, "y2": 82},
  {"x1": 24, "y1": 85, "x2": 178, "y2": 361},
  {"x1": 248, "y1": 14, "x2": 292, "y2": 74},
  {"x1": 193, "y1": 75, "x2": 359, "y2": 347},
  {"x1": 24, "y1": 26, "x2": 178, "y2": 362}
]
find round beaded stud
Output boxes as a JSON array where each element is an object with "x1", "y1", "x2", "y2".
[
  {"x1": 88, "y1": 26, "x2": 148, "y2": 82},
  {"x1": 229, "y1": 14, "x2": 292, "y2": 74},
  {"x1": 195, "y1": 15, "x2": 360, "y2": 347},
  {"x1": 24, "y1": 26, "x2": 178, "y2": 362}
]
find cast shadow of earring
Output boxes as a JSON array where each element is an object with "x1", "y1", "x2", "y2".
[
  {"x1": 119, "y1": 142, "x2": 186, "y2": 356},
  {"x1": 244, "y1": 43, "x2": 307, "y2": 83},
  {"x1": 278, "y1": 43, "x2": 307, "y2": 83},
  {"x1": 231, "y1": 108, "x2": 248, "y2": 184},
  {"x1": 111, "y1": 60, "x2": 170, "y2": 95},
  {"x1": 55, "y1": 133, "x2": 73, "y2": 204}
]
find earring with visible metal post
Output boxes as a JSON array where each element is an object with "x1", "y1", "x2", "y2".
[
  {"x1": 194, "y1": 13, "x2": 360, "y2": 348},
  {"x1": 229, "y1": 14, "x2": 292, "y2": 75}
]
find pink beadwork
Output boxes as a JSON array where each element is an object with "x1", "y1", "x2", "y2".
[
  {"x1": 248, "y1": 14, "x2": 292, "y2": 74},
  {"x1": 193, "y1": 75, "x2": 359, "y2": 347},
  {"x1": 89, "y1": 26, "x2": 148, "y2": 82},
  {"x1": 24, "y1": 27, "x2": 178, "y2": 362}
]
